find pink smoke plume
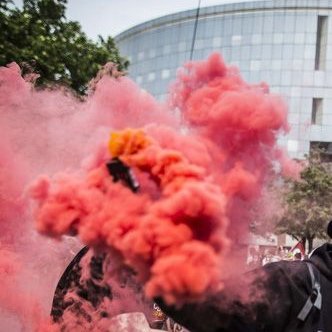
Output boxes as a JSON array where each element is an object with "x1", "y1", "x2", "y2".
[
  {"x1": 1, "y1": 53, "x2": 299, "y2": 330},
  {"x1": 31, "y1": 129, "x2": 229, "y2": 305},
  {"x1": 30, "y1": 53, "x2": 297, "y2": 305},
  {"x1": 0, "y1": 61, "x2": 173, "y2": 330},
  {"x1": 170, "y1": 53, "x2": 299, "y2": 236}
]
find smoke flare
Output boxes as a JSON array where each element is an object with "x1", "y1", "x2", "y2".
[{"x1": 0, "y1": 53, "x2": 299, "y2": 330}]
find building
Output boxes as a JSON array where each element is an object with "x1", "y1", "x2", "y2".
[{"x1": 115, "y1": 0, "x2": 332, "y2": 159}]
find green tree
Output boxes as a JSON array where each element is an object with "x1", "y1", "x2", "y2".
[
  {"x1": 277, "y1": 149, "x2": 332, "y2": 252},
  {"x1": 0, "y1": 0, "x2": 129, "y2": 93}
]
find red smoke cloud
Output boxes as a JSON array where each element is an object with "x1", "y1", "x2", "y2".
[
  {"x1": 1, "y1": 53, "x2": 299, "y2": 330},
  {"x1": 170, "y1": 53, "x2": 297, "y2": 237},
  {"x1": 31, "y1": 53, "x2": 297, "y2": 304},
  {"x1": 31, "y1": 129, "x2": 229, "y2": 304},
  {"x1": 0, "y1": 61, "x2": 179, "y2": 330}
]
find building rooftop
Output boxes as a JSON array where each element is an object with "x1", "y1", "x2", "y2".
[{"x1": 115, "y1": 0, "x2": 332, "y2": 41}]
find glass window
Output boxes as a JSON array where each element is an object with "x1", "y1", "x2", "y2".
[
  {"x1": 224, "y1": 18, "x2": 233, "y2": 35},
  {"x1": 232, "y1": 35, "x2": 242, "y2": 46},
  {"x1": 292, "y1": 73, "x2": 303, "y2": 86},
  {"x1": 241, "y1": 46, "x2": 250, "y2": 60},
  {"x1": 252, "y1": 15, "x2": 263, "y2": 33},
  {"x1": 311, "y1": 98, "x2": 323, "y2": 125},
  {"x1": 291, "y1": 87, "x2": 301, "y2": 97},
  {"x1": 161, "y1": 69, "x2": 170, "y2": 80},
  {"x1": 250, "y1": 45, "x2": 262, "y2": 59},
  {"x1": 251, "y1": 34, "x2": 262, "y2": 44},
  {"x1": 163, "y1": 45, "x2": 171, "y2": 55},
  {"x1": 315, "y1": 15, "x2": 328, "y2": 70},
  {"x1": 304, "y1": 59, "x2": 314, "y2": 69},
  {"x1": 262, "y1": 33, "x2": 273, "y2": 43},
  {"x1": 271, "y1": 71, "x2": 281, "y2": 85},
  {"x1": 284, "y1": 15, "x2": 296, "y2": 33},
  {"x1": 289, "y1": 112, "x2": 300, "y2": 124},
  {"x1": 148, "y1": 49, "x2": 156, "y2": 58},
  {"x1": 136, "y1": 75, "x2": 143, "y2": 84},
  {"x1": 289, "y1": 97, "x2": 301, "y2": 111},
  {"x1": 273, "y1": 15, "x2": 285, "y2": 31},
  {"x1": 282, "y1": 59, "x2": 293, "y2": 70},
  {"x1": 263, "y1": 15, "x2": 274, "y2": 33},
  {"x1": 203, "y1": 48, "x2": 213, "y2": 59},
  {"x1": 326, "y1": 70, "x2": 332, "y2": 84},
  {"x1": 261, "y1": 70, "x2": 271, "y2": 82},
  {"x1": 231, "y1": 47, "x2": 240, "y2": 59},
  {"x1": 304, "y1": 15, "x2": 316, "y2": 33},
  {"x1": 304, "y1": 45, "x2": 315, "y2": 59},
  {"x1": 138, "y1": 51, "x2": 144, "y2": 61},
  {"x1": 177, "y1": 52, "x2": 188, "y2": 63},
  {"x1": 292, "y1": 59, "x2": 303, "y2": 70},
  {"x1": 273, "y1": 33, "x2": 283, "y2": 44},
  {"x1": 195, "y1": 39, "x2": 205, "y2": 49},
  {"x1": 212, "y1": 36, "x2": 222, "y2": 47},
  {"x1": 172, "y1": 27, "x2": 181, "y2": 43},
  {"x1": 303, "y1": 71, "x2": 314, "y2": 85},
  {"x1": 305, "y1": 33, "x2": 316, "y2": 45},
  {"x1": 287, "y1": 140, "x2": 299, "y2": 153},
  {"x1": 196, "y1": 24, "x2": 205, "y2": 40},
  {"x1": 241, "y1": 17, "x2": 253, "y2": 34},
  {"x1": 272, "y1": 45, "x2": 283, "y2": 59},
  {"x1": 261, "y1": 45, "x2": 272, "y2": 59},
  {"x1": 178, "y1": 41, "x2": 187, "y2": 52},
  {"x1": 222, "y1": 47, "x2": 230, "y2": 60},
  {"x1": 294, "y1": 33, "x2": 305, "y2": 44},
  {"x1": 295, "y1": 15, "x2": 307, "y2": 30},
  {"x1": 314, "y1": 71, "x2": 325, "y2": 86},
  {"x1": 283, "y1": 33, "x2": 295, "y2": 44},
  {"x1": 204, "y1": 20, "x2": 214, "y2": 36},
  {"x1": 241, "y1": 34, "x2": 251, "y2": 46},
  {"x1": 293, "y1": 46, "x2": 305, "y2": 58},
  {"x1": 232, "y1": 18, "x2": 242, "y2": 34},
  {"x1": 147, "y1": 72, "x2": 156, "y2": 82},
  {"x1": 272, "y1": 60, "x2": 282, "y2": 70},
  {"x1": 281, "y1": 70, "x2": 292, "y2": 85}
]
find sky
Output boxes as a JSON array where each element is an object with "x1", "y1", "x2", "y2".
[{"x1": 13, "y1": 0, "x2": 264, "y2": 40}]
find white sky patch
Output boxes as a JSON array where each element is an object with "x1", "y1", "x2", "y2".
[{"x1": 13, "y1": 0, "x2": 266, "y2": 40}]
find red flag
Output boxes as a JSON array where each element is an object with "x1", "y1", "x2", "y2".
[{"x1": 290, "y1": 240, "x2": 305, "y2": 258}]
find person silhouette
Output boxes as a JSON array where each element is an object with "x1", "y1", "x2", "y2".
[{"x1": 156, "y1": 220, "x2": 332, "y2": 332}]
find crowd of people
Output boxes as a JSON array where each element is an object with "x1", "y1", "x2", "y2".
[{"x1": 247, "y1": 244, "x2": 304, "y2": 269}]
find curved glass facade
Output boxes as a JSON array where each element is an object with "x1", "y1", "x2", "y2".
[{"x1": 115, "y1": 0, "x2": 332, "y2": 158}]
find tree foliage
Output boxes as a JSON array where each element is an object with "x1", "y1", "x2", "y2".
[
  {"x1": 277, "y1": 150, "x2": 332, "y2": 252},
  {"x1": 0, "y1": 0, "x2": 129, "y2": 93}
]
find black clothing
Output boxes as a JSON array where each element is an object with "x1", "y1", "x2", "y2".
[
  {"x1": 51, "y1": 247, "x2": 113, "y2": 323},
  {"x1": 51, "y1": 247, "x2": 163, "y2": 329},
  {"x1": 156, "y1": 243, "x2": 332, "y2": 332}
]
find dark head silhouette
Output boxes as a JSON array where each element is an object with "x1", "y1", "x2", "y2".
[{"x1": 327, "y1": 220, "x2": 332, "y2": 239}]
